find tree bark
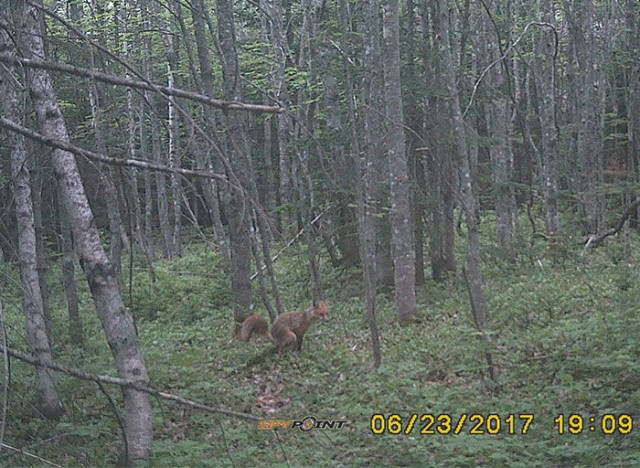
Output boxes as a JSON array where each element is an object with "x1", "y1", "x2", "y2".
[
  {"x1": 335, "y1": 0, "x2": 381, "y2": 364},
  {"x1": 626, "y1": 0, "x2": 640, "y2": 229},
  {"x1": 31, "y1": 172, "x2": 53, "y2": 344},
  {"x1": 421, "y1": 2, "x2": 456, "y2": 282},
  {"x1": 161, "y1": 23, "x2": 184, "y2": 258},
  {"x1": 405, "y1": 0, "x2": 426, "y2": 285},
  {"x1": 87, "y1": 75, "x2": 127, "y2": 272}
]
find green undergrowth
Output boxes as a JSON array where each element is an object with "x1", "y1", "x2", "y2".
[{"x1": 1, "y1": 229, "x2": 639, "y2": 467}]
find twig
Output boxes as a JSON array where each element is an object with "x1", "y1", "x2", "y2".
[
  {"x1": 0, "y1": 443, "x2": 63, "y2": 467},
  {"x1": 250, "y1": 211, "x2": 324, "y2": 280},
  {"x1": 96, "y1": 381, "x2": 128, "y2": 463},
  {"x1": 0, "y1": 300, "x2": 9, "y2": 449},
  {"x1": 463, "y1": 21, "x2": 557, "y2": 118}
]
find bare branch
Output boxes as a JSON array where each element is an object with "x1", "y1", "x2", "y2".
[
  {"x1": 0, "y1": 54, "x2": 283, "y2": 114},
  {"x1": 463, "y1": 21, "x2": 557, "y2": 118},
  {"x1": 0, "y1": 117, "x2": 234, "y2": 184},
  {"x1": 250, "y1": 211, "x2": 325, "y2": 280},
  {"x1": 0, "y1": 115, "x2": 280, "y2": 245},
  {"x1": 2, "y1": 346, "x2": 259, "y2": 421}
]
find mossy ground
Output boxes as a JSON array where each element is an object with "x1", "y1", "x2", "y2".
[{"x1": 2, "y1": 223, "x2": 639, "y2": 466}]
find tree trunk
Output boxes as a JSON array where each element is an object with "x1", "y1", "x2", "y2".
[
  {"x1": 140, "y1": 0, "x2": 159, "y2": 264},
  {"x1": 191, "y1": 0, "x2": 231, "y2": 264},
  {"x1": 439, "y1": 3, "x2": 487, "y2": 322},
  {"x1": 472, "y1": 2, "x2": 515, "y2": 250},
  {"x1": 534, "y1": 2, "x2": 561, "y2": 236},
  {"x1": 0, "y1": 21, "x2": 63, "y2": 419},
  {"x1": 626, "y1": 0, "x2": 640, "y2": 230},
  {"x1": 88, "y1": 78, "x2": 127, "y2": 272},
  {"x1": 31, "y1": 173, "x2": 53, "y2": 344},
  {"x1": 488, "y1": 88, "x2": 515, "y2": 250},
  {"x1": 121, "y1": 23, "x2": 147, "y2": 267},
  {"x1": 405, "y1": 0, "x2": 426, "y2": 285},
  {"x1": 17, "y1": 1, "x2": 152, "y2": 460},
  {"x1": 437, "y1": 0, "x2": 494, "y2": 379},
  {"x1": 382, "y1": 0, "x2": 417, "y2": 323},
  {"x1": 566, "y1": 0, "x2": 606, "y2": 233},
  {"x1": 58, "y1": 187, "x2": 84, "y2": 347},
  {"x1": 363, "y1": 0, "x2": 394, "y2": 289},
  {"x1": 261, "y1": 0, "x2": 293, "y2": 231},
  {"x1": 421, "y1": 3, "x2": 456, "y2": 281},
  {"x1": 142, "y1": 0, "x2": 171, "y2": 259},
  {"x1": 216, "y1": 0, "x2": 254, "y2": 322},
  {"x1": 159, "y1": 10, "x2": 184, "y2": 258},
  {"x1": 168, "y1": 68, "x2": 183, "y2": 257},
  {"x1": 139, "y1": 101, "x2": 157, "y2": 266},
  {"x1": 339, "y1": 0, "x2": 381, "y2": 361}
]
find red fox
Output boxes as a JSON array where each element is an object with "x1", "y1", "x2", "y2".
[{"x1": 240, "y1": 301, "x2": 329, "y2": 352}]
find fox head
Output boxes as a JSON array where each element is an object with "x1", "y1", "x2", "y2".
[{"x1": 314, "y1": 300, "x2": 330, "y2": 321}]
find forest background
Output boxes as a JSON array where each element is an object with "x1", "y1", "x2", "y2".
[{"x1": 0, "y1": 0, "x2": 639, "y2": 465}]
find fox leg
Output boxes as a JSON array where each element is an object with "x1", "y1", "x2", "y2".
[
  {"x1": 277, "y1": 331, "x2": 298, "y2": 352},
  {"x1": 295, "y1": 333, "x2": 304, "y2": 351}
]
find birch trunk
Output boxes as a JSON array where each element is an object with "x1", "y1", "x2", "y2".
[
  {"x1": 0, "y1": 19, "x2": 63, "y2": 418},
  {"x1": 16, "y1": 1, "x2": 152, "y2": 460}
]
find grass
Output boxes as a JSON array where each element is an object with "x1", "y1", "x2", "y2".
[{"x1": 1, "y1": 224, "x2": 639, "y2": 466}]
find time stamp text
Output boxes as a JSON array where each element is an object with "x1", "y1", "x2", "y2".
[{"x1": 370, "y1": 413, "x2": 634, "y2": 435}]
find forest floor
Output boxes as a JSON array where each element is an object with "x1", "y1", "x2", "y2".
[{"x1": 2, "y1": 222, "x2": 640, "y2": 466}]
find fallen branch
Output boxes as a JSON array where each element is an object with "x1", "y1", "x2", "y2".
[
  {"x1": 2, "y1": 346, "x2": 259, "y2": 421},
  {"x1": 0, "y1": 443, "x2": 63, "y2": 467},
  {"x1": 584, "y1": 199, "x2": 640, "y2": 248}
]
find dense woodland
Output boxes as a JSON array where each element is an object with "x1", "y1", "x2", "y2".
[{"x1": 1, "y1": 0, "x2": 639, "y2": 465}]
